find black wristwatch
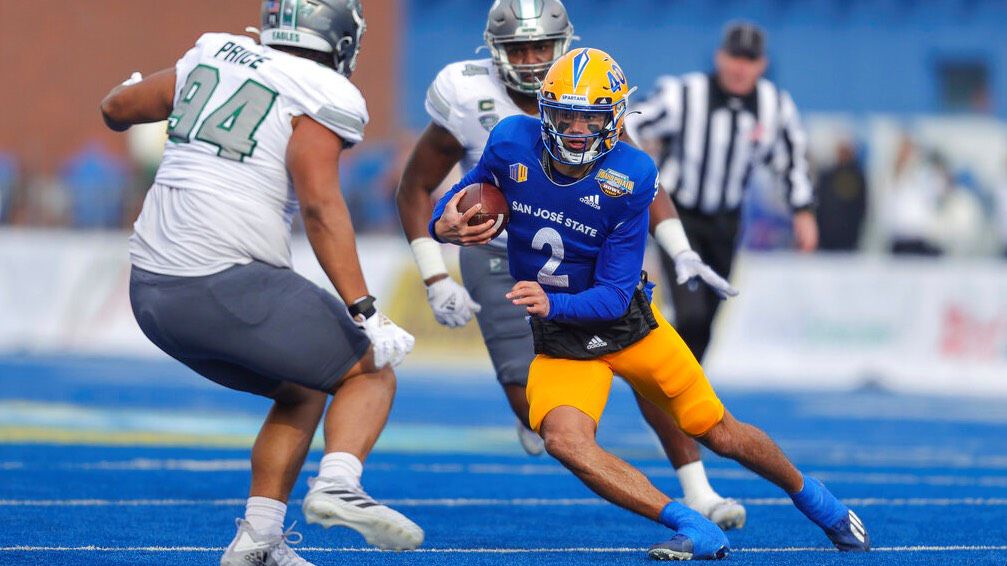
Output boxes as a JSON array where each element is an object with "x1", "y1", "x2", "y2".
[{"x1": 348, "y1": 295, "x2": 377, "y2": 319}]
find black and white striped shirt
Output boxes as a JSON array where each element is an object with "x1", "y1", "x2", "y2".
[{"x1": 626, "y1": 72, "x2": 813, "y2": 215}]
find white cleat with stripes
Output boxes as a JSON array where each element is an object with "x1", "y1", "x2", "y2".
[
  {"x1": 516, "y1": 418, "x2": 545, "y2": 456},
  {"x1": 704, "y1": 497, "x2": 747, "y2": 531},
  {"x1": 302, "y1": 477, "x2": 424, "y2": 550},
  {"x1": 220, "y1": 519, "x2": 314, "y2": 566}
]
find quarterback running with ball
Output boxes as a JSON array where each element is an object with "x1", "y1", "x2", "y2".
[
  {"x1": 396, "y1": 0, "x2": 746, "y2": 531},
  {"x1": 430, "y1": 48, "x2": 871, "y2": 560}
]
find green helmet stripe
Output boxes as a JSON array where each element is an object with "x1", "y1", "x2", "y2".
[{"x1": 280, "y1": 0, "x2": 298, "y2": 28}]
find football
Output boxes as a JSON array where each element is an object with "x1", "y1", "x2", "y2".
[{"x1": 457, "y1": 182, "x2": 510, "y2": 240}]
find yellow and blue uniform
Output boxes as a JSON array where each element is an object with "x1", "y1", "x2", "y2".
[
  {"x1": 432, "y1": 114, "x2": 657, "y2": 323},
  {"x1": 430, "y1": 49, "x2": 725, "y2": 437}
]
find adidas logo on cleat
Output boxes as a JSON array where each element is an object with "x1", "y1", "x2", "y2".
[
  {"x1": 586, "y1": 335, "x2": 608, "y2": 349},
  {"x1": 579, "y1": 194, "x2": 601, "y2": 209},
  {"x1": 849, "y1": 510, "x2": 866, "y2": 543}
]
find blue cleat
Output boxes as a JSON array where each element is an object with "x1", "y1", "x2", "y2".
[
  {"x1": 790, "y1": 475, "x2": 870, "y2": 552},
  {"x1": 650, "y1": 502, "x2": 730, "y2": 560},
  {"x1": 648, "y1": 534, "x2": 729, "y2": 561},
  {"x1": 823, "y1": 509, "x2": 870, "y2": 552}
]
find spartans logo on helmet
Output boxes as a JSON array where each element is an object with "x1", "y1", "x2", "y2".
[
  {"x1": 484, "y1": 0, "x2": 575, "y2": 94},
  {"x1": 260, "y1": 0, "x2": 365, "y2": 77},
  {"x1": 538, "y1": 48, "x2": 636, "y2": 165}
]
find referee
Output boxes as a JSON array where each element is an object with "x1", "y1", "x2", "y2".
[{"x1": 627, "y1": 21, "x2": 818, "y2": 363}]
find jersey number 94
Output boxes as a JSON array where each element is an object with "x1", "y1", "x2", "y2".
[{"x1": 167, "y1": 64, "x2": 278, "y2": 162}]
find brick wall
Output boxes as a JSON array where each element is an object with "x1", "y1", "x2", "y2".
[{"x1": 0, "y1": 0, "x2": 399, "y2": 174}]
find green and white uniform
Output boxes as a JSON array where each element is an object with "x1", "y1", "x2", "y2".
[{"x1": 131, "y1": 32, "x2": 368, "y2": 276}]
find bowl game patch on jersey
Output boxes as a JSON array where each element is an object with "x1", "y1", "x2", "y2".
[{"x1": 595, "y1": 168, "x2": 635, "y2": 198}]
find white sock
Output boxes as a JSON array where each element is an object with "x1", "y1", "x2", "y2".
[
  {"x1": 314, "y1": 452, "x2": 363, "y2": 488},
  {"x1": 676, "y1": 460, "x2": 720, "y2": 506},
  {"x1": 245, "y1": 496, "x2": 286, "y2": 537}
]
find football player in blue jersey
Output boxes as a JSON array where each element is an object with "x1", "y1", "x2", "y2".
[
  {"x1": 397, "y1": 0, "x2": 746, "y2": 530},
  {"x1": 430, "y1": 48, "x2": 871, "y2": 560}
]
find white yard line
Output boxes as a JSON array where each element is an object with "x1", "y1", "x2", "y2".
[
  {"x1": 1, "y1": 545, "x2": 1005, "y2": 553},
  {"x1": 1, "y1": 497, "x2": 1006, "y2": 507}
]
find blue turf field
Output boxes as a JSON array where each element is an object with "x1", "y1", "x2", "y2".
[{"x1": 1, "y1": 355, "x2": 1006, "y2": 565}]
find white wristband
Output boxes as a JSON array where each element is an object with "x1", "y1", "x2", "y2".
[
  {"x1": 409, "y1": 237, "x2": 449, "y2": 281},
  {"x1": 653, "y1": 218, "x2": 692, "y2": 257}
]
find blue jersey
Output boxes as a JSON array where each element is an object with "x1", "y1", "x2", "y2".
[{"x1": 431, "y1": 115, "x2": 658, "y2": 323}]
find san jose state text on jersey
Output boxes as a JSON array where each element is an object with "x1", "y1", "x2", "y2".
[
  {"x1": 509, "y1": 201, "x2": 600, "y2": 238},
  {"x1": 431, "y1": 115, "x2": 659, "y2": 323}
]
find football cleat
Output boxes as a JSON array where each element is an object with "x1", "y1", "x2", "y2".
[
  {"x1": 302, "y1": 477, "x2": 424, "y2": 550},
  {"x1": 650, "y1": 504, "x2": 730, "y2": 561},
  {"x1": 695, "y1": 497, "x2": 746, "y2": 531},
  {"x1": 824, "y1": 509, "x2": 871, "y2": 552},
  {"x1": 648, "y1": 533, "x2": 730, "y2": 561},
  {"x1": 516, "y1": 418, "x2": 545, "y2": 456},
  {"x1": 220, "y1": 518, "x2": 313, "y2": 566},
  {"x1": 789, "y1": 476, "x2": 871, "y2": 552}
]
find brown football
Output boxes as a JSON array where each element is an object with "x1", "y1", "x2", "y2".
[{"x1": 457, "y1": 182, "x2": 509, "y2": 240}]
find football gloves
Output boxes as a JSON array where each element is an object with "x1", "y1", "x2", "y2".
[
  {"x1": 426, "y1": 277, "x2": 481, "y2": 328},
  {"x1": 673, "y1": 250, "x2": 739, "y2": 299},
  {"x1": 356, "y1": 310, "x2": 414, "y2": 369}
]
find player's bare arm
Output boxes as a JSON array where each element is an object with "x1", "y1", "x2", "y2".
[
  {"x1": 99, "y1": 68, "x2": 176, "y2": 132},
  {"x1": 287, "y1": 115, "x2": 369, "y2": 303},
  {"x1": 396, "y1": 122, "x2": 484, "y2": 328},
  {"x1": 433, "y1": 189, "x2": 497, "y2": 246},
  {"x1": 396, "y1": 123, "x2": 466, "y2": 284}
]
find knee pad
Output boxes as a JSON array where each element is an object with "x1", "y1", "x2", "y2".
[{"x1": 677, "y1": 397, "x2": 724, "y2": 437}]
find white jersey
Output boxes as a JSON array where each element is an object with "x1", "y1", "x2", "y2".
[
  {"x1": 130, "y1": 32, "x2": 368, "y2": 276},
  {"x1": 424, "y1": 58, "x2": 526, "y2": 247}
]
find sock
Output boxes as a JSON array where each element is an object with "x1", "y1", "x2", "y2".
[
  {"x1": 676, "y1": 461, "x2": 719, "y2": 507},
  {"x1": 658, "y1": 501, "x2": 698, "y2": 530},
  {"x1": 789, "y1": 474, "x2": 847, "y2": 530},
  {"x1": 314, "y1": 452, "x2": 363, "y2": 488},
  {"x1": 245, "y1": 496, "x2": 286, "y2": 537}
]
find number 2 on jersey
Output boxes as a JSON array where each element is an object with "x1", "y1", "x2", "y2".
[
  {"x1": 532, "y1": 227, "x2": 569, "y2": 288},
  {"x1": 167, "y1": 65, "x2": 277, "y2": 162}
]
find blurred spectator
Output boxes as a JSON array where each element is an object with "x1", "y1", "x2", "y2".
[
  {"x1": 930, "y1": 156, "x2": 985, "y2": 256},
  {"x1": 338, "y1": 133, "x2": 418, "y2": 234},
  {"x1": 123, "y1": 121, "x2": 170, "y2": 226},
  {"x1": 741, "y1": 167, "x2": 794, "y2": 251},
  {"x1": 997, "y1": 159, "x2": 1007, "y2": 258},
  {"x1": 60, "y1": 142, "x2": 130, "y2": 229},
  {"x1": 339, "y1": 142, "x2": 398, "y2": 232},
  {"x1": 11, "y1": 175, "x2": 71, "y2": 227},
  {"x1": 0, "y1": 152, "x2": 18, "y2": 223},
  {"x1": 815, "y1": 141, "x2": 867, "y2": 251},
  {"x1": 885, "y1": 136, "x2": 943, "y2": 256}
]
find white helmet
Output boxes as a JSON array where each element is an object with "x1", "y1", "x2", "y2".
[
  {"x1": 260, "y1": 0, "x2": 366, "y2": 77},
  {"x1": 484, "y1": 0, "x2": 575, "y2": 94}
]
